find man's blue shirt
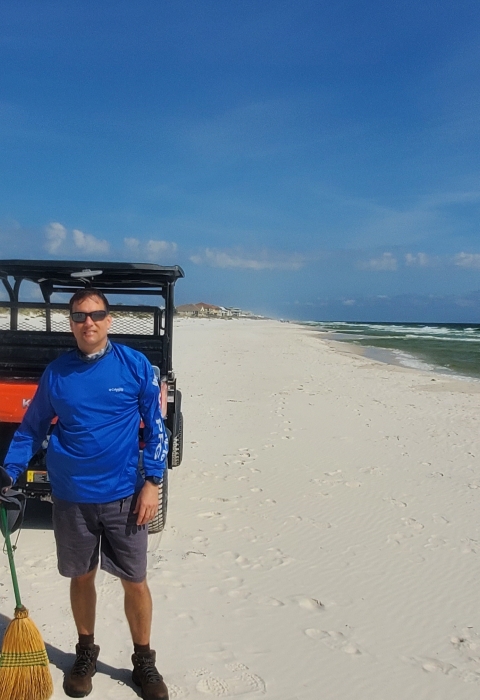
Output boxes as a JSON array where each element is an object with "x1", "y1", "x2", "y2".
[{"x1": 4, "y1": 342, "x2": 168, "y2": 503}]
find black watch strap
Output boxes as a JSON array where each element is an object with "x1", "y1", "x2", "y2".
[{"x1": 145, "y1": 475, "x2": 162, "y2": 485}]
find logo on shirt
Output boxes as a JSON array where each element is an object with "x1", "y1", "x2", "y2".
[{"x1": 108, "y1": 387, "x2": 124, "y2": 392}]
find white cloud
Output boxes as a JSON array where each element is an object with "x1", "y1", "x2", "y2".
[
  {"x1": 73, "y1": 229, "x2": 110, "y2": 254},
  {"x1": 454, "y1": 252, "x2": 480, "y2": 269},
  {"x1": 405, "y1": 252, "x2": 431, "y2": 267},
  {"x1": 45, "y1": 222, "x2": 67, "y2": 254},
  {"x1": 122, "y1": 237, "x2": 178, "y2": 260},
  {"x1": 146, "y1": 240, "x2": 178, "y2": 260},
  {"x1": 123, "y1": 237, "x2": 177, "y2": 261},
  {"x1": 124, "y1": 237, "x2": 140, "y2": 251},
  {"x1": 358, "y1": 252, "x2": 397, "y2": 271},
  {"x1": 343, "y1": 299, "x2": 356, "y2": 306},
  {"x1": 190, "y1": 247, "x2": 304, "y2": 271}
]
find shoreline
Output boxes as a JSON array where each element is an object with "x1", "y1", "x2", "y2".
[
  {"x1": 302, "y1": 322, "x2": 480, "y2": 385},
  {"x1": 303, "y1": 327, "x2": 480, "y2": 394}
]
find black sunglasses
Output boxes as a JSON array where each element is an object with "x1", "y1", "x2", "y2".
[{"x1": 70, "y1": 310, "x2": 108, "y2": 323}]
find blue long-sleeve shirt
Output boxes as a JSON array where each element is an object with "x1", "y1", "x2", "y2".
[{"x1": 4, "y1": 342, "x2": 168, "y2": 503}]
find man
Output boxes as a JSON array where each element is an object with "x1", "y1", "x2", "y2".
[{"x1": 1, "y1": 288, "x2": 169, "y2": 700}]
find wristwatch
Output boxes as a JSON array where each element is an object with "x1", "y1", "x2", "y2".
[{"x1": 145, "y1": 475, "x2": 162, "y2": 485}]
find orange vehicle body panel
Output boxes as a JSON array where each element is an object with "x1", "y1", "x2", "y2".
[
  {"x1": 0, "y1": 381, "x2": 39, "y2": 423},
  {"x1": 0, "y1": 377, "x2": 166, "y2": 425}
]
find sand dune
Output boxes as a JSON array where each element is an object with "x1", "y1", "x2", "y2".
[{"x1": 2, "y1": 318, "x2": 480, "y2": 699}]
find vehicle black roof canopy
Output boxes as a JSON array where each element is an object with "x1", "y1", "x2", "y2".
[{"x1": 0, "y1": 260, "x2": 184, "y2": 291}]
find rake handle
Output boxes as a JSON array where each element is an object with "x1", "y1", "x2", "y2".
[{"x1": 0, "y1": 506, "x2": 23, "y2": 610}]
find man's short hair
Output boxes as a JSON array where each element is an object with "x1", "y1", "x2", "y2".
[{"x1": 69, "y1": 288, "x2": 110, "y2": 314}]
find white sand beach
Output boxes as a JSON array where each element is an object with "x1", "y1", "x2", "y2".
[{"x1": 2, "y1": 318, "x2": 480, "y2": 700}]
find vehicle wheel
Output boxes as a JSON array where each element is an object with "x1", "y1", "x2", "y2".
[
  {"x1": 171, "y1": 411, "x2": 183, "y2": 467},
  {"x1": 148, "y1": 467, "x2": 168, "y2": 535}
]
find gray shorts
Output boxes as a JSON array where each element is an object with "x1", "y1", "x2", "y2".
[{"x1": 52, "y1": 494, "x2": 148, "y2": 583}]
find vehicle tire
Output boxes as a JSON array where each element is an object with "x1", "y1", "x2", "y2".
[
  {"x1": 148, "y1": 466, "x2": 168, "y2": 535},
  {"x1": 171, "y1": 411, "x2": 183, "y2": 467}
]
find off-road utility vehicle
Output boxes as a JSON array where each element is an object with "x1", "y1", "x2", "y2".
[{"x1": 0, "y1": 260, "x2": 184, "y2": 533}]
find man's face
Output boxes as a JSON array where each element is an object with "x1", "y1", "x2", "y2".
[{"x1": 69, "y1": 295, "x2": 112, "y2": 355}]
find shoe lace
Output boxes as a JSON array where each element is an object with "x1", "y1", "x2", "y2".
[
  {"x1": 72, "y1": 648, "x2": 96, "y2": 677},
  {"x1": 137, "y1": 655, "x2": 162, "y2": 684}
]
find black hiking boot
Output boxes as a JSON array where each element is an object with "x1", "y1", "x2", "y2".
[
  {"x1": 63, "y1": 643, "x2": 100, "y2": 698},
  {"x1": 132, "y1": 650, "x2": 169, "y2": 700}
]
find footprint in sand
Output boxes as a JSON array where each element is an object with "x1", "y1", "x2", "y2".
[
  {"x1": 450, "y1": 629, "x2": 480, "y2": 680},
  {"x1": 433, "y1": 514, "x2": 450, "y2": 525},
  {"x1": 461, "y1": 538, "x2": 480, "y2": 554},
  {"x1": 407, "y1": 657, "x2": 457, "y2": 675},
  {"x1": 305, "y1": 629, "x2": 362, "y2": 655},
  {"x1": 287, "y1": 595, "x2": 324, "y2": 611},
  {"x1": 387, "y1": 498, "x2": 407, "y2": 508},
  {"x1": 257, "y1": 596, "x2": 284, "y2": 606},
  {"x1": 387, "y1": 532, "x2": 413, "y2": 545},
  {"x1": 424, "y1": 535, "x2": 447, "y2": 549},
  {"x1": 210, "y1": 576, "x2": 247, "y2": 596},
  {"x1": 193, "y1": 536, "x2": 209, "y2": 545},
  {"x1": 195, "y1": 663, "x2": 266, "y2": 696},
  {"x1": 221, "y1": 548, "x2": 293, "y2": 570},
  {"x1": 405, "y1": 638, "x2": 480, "y2": 683},
  {"x1": 305, "y1": 628, "x2": 324, "y2": 638},
  {"x1": 451, "y1": 629, "x2": 480, "y2": 652},
  {"x1": 359, "y1": 466, "x2": 381, "y2": 474},
  {"x1": 402, "y1": 653, "x2": 480, "y2": 682},
  {"x1": 401, "y1": 517, "x2": 424, "y2": 531}
]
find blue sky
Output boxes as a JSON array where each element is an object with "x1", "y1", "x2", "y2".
[{"x1": 1, "y1": 0, "x2": 480, "y2": 321}]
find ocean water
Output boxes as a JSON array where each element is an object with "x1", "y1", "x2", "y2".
[{"x1": 305, "y1": 322, "x2": 480, "y2": 380}]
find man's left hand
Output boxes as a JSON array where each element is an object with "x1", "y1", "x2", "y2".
[
  {"x1": 134, "y1": 481, "x2": 159, "y2": 526},
  {"x1": 0, "y1": 467, "x2": 13, "y2": 495}
]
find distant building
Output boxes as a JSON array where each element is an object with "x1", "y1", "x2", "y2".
[
  {"x1": 175, "y1": 303, "x2": 261, "y2": 319},
  {"x1": 225, "y1": 307, "x2": 242, "y2": 318},
  {"x1": 176, "y1": 302, "x2": 227, "y2": 318},
  {"x1": 176, "y1": 304, "x2": 201, "y2": 317}
]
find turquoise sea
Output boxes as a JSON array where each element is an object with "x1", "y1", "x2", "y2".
[{"x1": 305, "y1": 322, "x2": 480, "y2": 380}]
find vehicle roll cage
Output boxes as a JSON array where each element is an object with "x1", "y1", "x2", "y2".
[{"x1": 0, "y1": 260, "x2": 185, "y2": 376}]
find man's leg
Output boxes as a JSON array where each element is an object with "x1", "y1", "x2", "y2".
[
  {"x1": 121, "y1": 577, "x2": 152, "y2": 644},
  {"x1": 52, "y1": 498, "x2": 101, "y2": 698},
  {"x1": 70, "y1": 567, "x2": 98, "y2": 635},
  {"x1": 64, "y1": 568, "x2": 100, "y2": 698},
  {"x1": 99, "y1": 495, "x2": 167, "y2": 699},
  {"x1": 122, "y1": 577, "x2": 168, "y2": 699}
]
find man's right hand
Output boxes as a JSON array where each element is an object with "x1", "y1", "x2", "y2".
[{"x1": 0, "y1": 467, "x2": 13, "y2": 494}]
